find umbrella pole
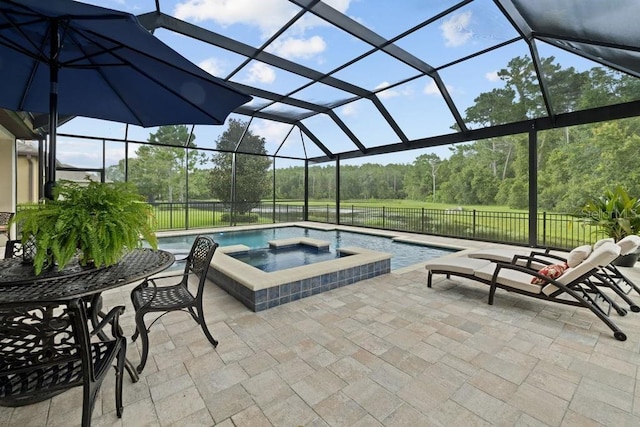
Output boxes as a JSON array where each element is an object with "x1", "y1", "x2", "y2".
[{"x1": 44, "y1": 21, "x2": 59, "y2": 200}]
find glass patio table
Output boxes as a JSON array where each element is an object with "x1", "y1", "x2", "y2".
[{"x1": 0, "y1": 248, "x2": 175, "y2": 383}]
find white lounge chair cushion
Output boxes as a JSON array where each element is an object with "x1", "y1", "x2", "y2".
[
  {"x1": 467, "y1": 248, "x2": 527, "y2": 263},
  {"x1": 566, "y1": 244, "x2": 592, "y2": 268},
  {"x1": 542, "y1": 242, "x2": 621, "y2": 295},
  {"x1": 617, "y1": 235, "x2": 640, "y2": 255},
  {"x1": 424, "y1": 257, "x2": 492, "y2": 275},
  {"x1": 474, "y1": 263, "x2": 544, "y2": 294},
  {"x1": 593, "y1": 238, "x2": 614, "y2": 249}
]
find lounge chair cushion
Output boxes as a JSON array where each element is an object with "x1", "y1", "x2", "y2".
[
  {"x1": 424, "y1": 257, "x2": 492, "y2": 275},
  {"x1": 617, "y1": 235, "x2": 640, "y2": 255},
  {"x1": 474, "y1": 264, "x2": 544, "y2": 294},
  {"x1": 467, "y1": 248, "x2": 525, "y2": 263},
  {"x1": 542, "y1": 242, "x2": 621, "y2": 296},
  {"x1": 531, "y1": 263, "x2": 567, "y2": 284},
  {"x1": 566, "y1": 244, "x2": 592, "y2": 267},
  {"x1": 593, "y1": 238, "x2": 614, "y2": 249}
]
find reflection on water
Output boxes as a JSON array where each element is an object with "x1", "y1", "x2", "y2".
[{"x1": 229, "y1": 245, "x2": 344, "y2": 272}]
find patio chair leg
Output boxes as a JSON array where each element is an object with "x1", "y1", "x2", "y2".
[
  {"x1": 197, "y1": 301, "x2": 218, "y2": 348},
  {"x1": 134, "y1": 312, "x2": 151, "y2": 374},
  {"x1": 115, "y1": 343, "x2": 126, "y2": 417},
  {"x1": 427, "y1": 272, "x2": 433, "y2": 288}
]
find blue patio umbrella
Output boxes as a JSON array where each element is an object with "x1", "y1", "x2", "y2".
[{"x1": 0, "y1": 0, "x2": 251, "y2": 198}]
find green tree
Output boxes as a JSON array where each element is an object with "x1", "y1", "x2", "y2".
[
  {"x1": 209, "y1": 119, "x2": 272, "y2": 214},
  {"x1": 126, "y1": 125, "x2": 205, "y2": 202},
  {"x1": 405, "y1": 154, "x2": 441, "y2": 201}
]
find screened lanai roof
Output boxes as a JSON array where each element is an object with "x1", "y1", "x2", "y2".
[{"x1": 29, "y1": 0, "x2": 640, "y2": 163}]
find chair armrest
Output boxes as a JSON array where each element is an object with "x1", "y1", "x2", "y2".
[
  {"x1": 89, "y1": 305, "x2": 126, "y2": 339},
  {"x1": 529, "y1": 251, "x2": 567, "y2": 263},
  {"x1": 493, "y1": 262, "x2": 552, "y2": 279},
  {"x1": 510, "y1": 254, "x2": 552, "y2": 269}
]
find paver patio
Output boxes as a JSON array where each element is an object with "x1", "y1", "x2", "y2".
[{"x1": 2, "y1": 232, "x2": 640, "y2": 426}]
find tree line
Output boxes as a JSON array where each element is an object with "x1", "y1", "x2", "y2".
[{"x1": 108, "y1": 55, "x2": 640, "y2": 214}]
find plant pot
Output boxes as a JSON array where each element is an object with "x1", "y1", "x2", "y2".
[{"x1": 613, "y1": 251, "x2": 640, "y2": 267}]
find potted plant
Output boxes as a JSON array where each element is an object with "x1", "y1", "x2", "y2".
[
  {"x1": 581, "y1": 185, "x2": 640, "y2": 266},
  {"x1": 11, "y1": 180, "x2": 158, "y2": 275}
]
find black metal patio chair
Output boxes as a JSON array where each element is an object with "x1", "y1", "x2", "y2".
[
  {"x1": 0, "y1": 212, "x2": 13, "y2": 239},
  {"x1": 0, "y1": 298, "x2": 127, "y2": 426},
  {"x1": 130, "y1": 235, "x2": 219, "y2": 373},
  {"x1": 3, "y1": 239, "x2": 22, "y2": 259}
]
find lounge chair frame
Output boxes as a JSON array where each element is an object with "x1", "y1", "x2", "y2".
[{"x1": 427, "y1": 252, "x2": 627, "y2": 341}]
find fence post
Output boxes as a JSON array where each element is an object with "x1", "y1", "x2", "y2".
[
  {"x1": 473, "y1": 209, "x2": 476, "y2": 238},
  {"x1": 421, "y1": 208, "x2": 425, "y2": 233},
  {"x1": 169, "y1": 202, "x2": 173, "y2": 229},
  {"x1": 351, "y1": 205, "x2": 354, "y2": 225},
  {"x1": 542, "y1": 211, "x2": 547, "y2": 247},
  {"x1": 382, "y1": 206, "x2": 386, "y2": 229}
]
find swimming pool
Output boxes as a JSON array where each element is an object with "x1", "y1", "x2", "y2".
[{"x1": 156, "y1": 226, "x2": 456, "y2": 270}]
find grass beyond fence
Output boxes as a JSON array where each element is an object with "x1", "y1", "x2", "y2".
[{"x1": 150, "y1": 201, "x2": 599, "y2": 250}]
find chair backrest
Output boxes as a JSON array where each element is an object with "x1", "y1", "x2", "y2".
[
  {"x1": 186, "y1": 236, "x2": 218, "y2": 275},
  {"x1": 3, "y1": 240, "x2": 22, "y2": 259},
  {"x1": 556, "y1": 241, "x2": 621, "y2": 285},
  {"x1": 616, "y1": 235, "x2": 640, "y2": 255},
  {"x1": 541, "y1": 242, "x2": 620, "y2": 296},
  {"x1": 0, "y1": 212, "x2": 12, "y2": 226},
  {"x1": 0, "y1": 299, "x2": 87, "y2": 404},
  {"x1": 184, "y1": 236, "x2": 218, "y2": 300}
]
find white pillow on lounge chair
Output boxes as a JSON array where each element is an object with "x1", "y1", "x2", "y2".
[
  {"x1": 616, "y1": 235, "x2": 640, "y2": 255},
  {"x1": 542, "y1": 242, "x2": 621, "y2": 296},
  {"x1": 565, "y1": 244, "x2": 592, "y2": 268},
  {"x1": 593, "y1": 237, "x2": 614, "y2": 249}
]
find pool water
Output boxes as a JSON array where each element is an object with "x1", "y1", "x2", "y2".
[
  {"x1": 230, "y1": 245, "x2": 345, "y2": 272},
  {"x1": 156, "y1": 226, "x2": 455, "y2": 270}
]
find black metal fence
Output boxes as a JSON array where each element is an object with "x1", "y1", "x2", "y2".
[{"x1": 150, "y1": 202, "x2": 596, "y2": 250}]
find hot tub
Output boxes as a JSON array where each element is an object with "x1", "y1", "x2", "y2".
[{"x1": 208, "y1": 237, "x2": 391, "y2": 311}]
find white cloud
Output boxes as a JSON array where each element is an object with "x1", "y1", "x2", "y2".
[
  {"x1": 424, "y1": 80, "x2": 440, "y2": 96},
  {"x1": 269, "y1": 36, "x2": 327, "y2": 60},
  {"x1": 375, "y1": 82, "x2": 399, "y2": 99},
  {"x1": 485, "y1": 70, "x2": 500, "y2": 82},
  {"x1": 293, "y1": 0, "x2": 352, "y2": 32},
  {"x1": 174, "y1": 0, "x2": 350, "y2": 37},
  {"x1": 174, "y1": 0, "x2": 352, "y2": 39},
  {"x1": 440, "y1": 11, "x2": 473, "y2": 47},
  {"x1": 341, "y1": 103, "x2": 357, "y2": 116},
  {"x1": 253, "y1": 121, "x2": 291, "y2": 146},
  {"x1": 174, "y1": 0, "x2": 298, "y2": 36},
  {"x1": 423, "y1": 80, "x2": 454, "y2": 96},
  {"x1": 244, "y1": 62, "x2": 276, "y2": 84},
  {"x1": 198, "y1": 58, "x2": 226, "y2": 77}
]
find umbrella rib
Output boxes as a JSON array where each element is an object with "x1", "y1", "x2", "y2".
[
  {"x1": 0, "y1": 12, "x2": 50, "y2": 61},
  {"x1": 0, "y1": 2, "x2": 249, "y2": 126}
]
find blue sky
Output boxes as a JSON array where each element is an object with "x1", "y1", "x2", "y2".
[{"x1": 54, "y1": 0, "x2": 605, "y2": 170}]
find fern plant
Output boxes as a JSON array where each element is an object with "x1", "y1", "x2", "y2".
[{"x1": 12, "y1": 181, "x2": 158, "y2": 275}]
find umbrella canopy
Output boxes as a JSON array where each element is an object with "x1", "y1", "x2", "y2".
[{"x1": 0, "y1": 0, "x2": 251, "y2": 197}]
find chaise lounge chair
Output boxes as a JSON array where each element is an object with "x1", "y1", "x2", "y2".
[
  {"x1": 466, "y1": 235, "x2": 640, "y2": 312},
  {"x1": 424, "y1": 242, "x2": 628, "y2": 341}
]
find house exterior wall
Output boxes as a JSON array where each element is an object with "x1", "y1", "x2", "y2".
[
  {"x1": 0, "y1": 125, "x2": 16, "y2": 243},
  {"x1": 17, "y1": 153, "x2": 38, "y2": 204}
]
